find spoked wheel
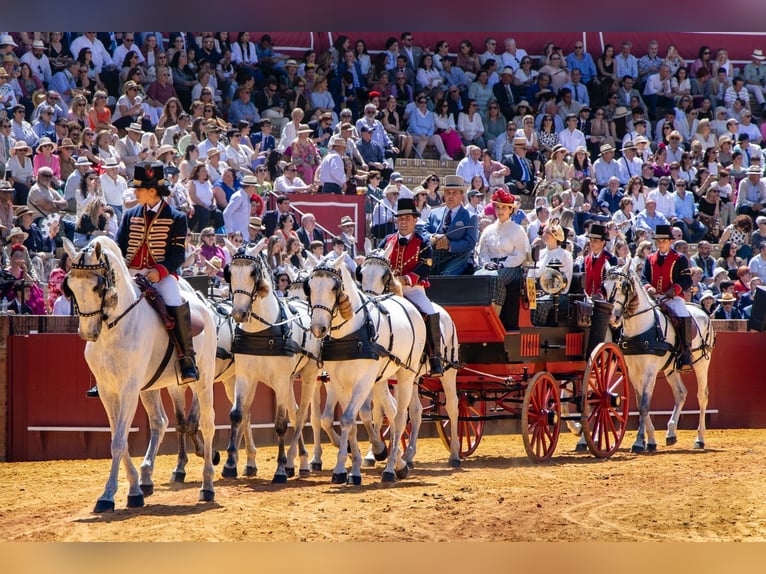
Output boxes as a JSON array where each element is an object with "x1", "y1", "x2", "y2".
[
  {"x1": 435, "y1": 391, "x2": 486, "y2": 457},
  {"x1": 521, "y1": 372, "x2": 561, "y2": 462},
  {"x1": 582, "y1": 342, "x2": 630, "y2": 458}
]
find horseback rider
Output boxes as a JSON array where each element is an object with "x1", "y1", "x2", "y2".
[
  {"x1": 584, "y1": 223, "x2": 618, "y2": 297},
  {"x1": 641, "y1": 224, "x2": 694, "y2": 372},
  {"x1": 383, "y1": 197, "x2": 445, "y2": 376},
  {"x1": 116, "y1": 161, "x2": 199, "y2": 383}
]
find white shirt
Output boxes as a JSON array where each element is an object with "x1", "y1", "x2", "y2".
[
  {"x1": 558, "y1": 128, "x2": 586, "y2": 153},
  {"x1": 223, "y1": 189, "x2": 250, "y2": 237},
  {"x1": 535, "y1": 246, "x2": 574, "y2": 293},
  {"x1": 477, "y1": 218, "x2": 530, "y2": 268},
  {"x1": 20, "y1": 51, "x2": 52, "y2": 84},
  {"x1": 274, "y1": 175, "x2": 308, "y2": 194},
  {"x1": 100, "y1": 172, "x2": 127, "y2": 207},
  {"x1": 318, "y1": 149, "x2": 346, "y2": 186},
  {"x1": 643, "y1": 73, "x2": 672, "y2": 97},
  {"x1": 69, "y1": 35, "x2": 113, "y2": 73},
  {"x1": 457, "y1": 113, "x2": 484, "y2": 142},
  {"x1": 197, "y1": 138, "x2": 225, "y2": 161},
  {"x1": 501, "y1": 49, "x2": 528, "y2": 72},
  {"x1": 647, "y1": 188, "x2": 676, "y2": 218},
  {"x1": 113, "y1": 43, "x2": 145, "y2": 68},
  {"x1": 456, "y1": 156, "x2": 486, "y2": 186}
]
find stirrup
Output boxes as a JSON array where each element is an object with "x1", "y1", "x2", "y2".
[
  {"x1": 178, "y1": 356, "x2": 199, "y2": 384},
  {"x1": 429, "y1": 356, "x2": 444, "y2": 377}
]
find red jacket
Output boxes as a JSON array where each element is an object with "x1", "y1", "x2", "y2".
[
  {"x1": 584, "y1": 250, "x2": 617, "y2": 296},
  {"x1": 384, "y1": 232, "x2": 432, "y2": 287},
  {"x1": 643, "y1": 249, "x2": 691, "y2": 297}
]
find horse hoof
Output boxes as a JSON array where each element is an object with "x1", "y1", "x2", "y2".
[
  {"x1": 140, "y1": 484, "x2": 154, "y2": 497},
  {"x1": 395, "y1": 465, "x2": 409, "y2": 480},
  {"x1": 285, "y1": 467, "x2": 295, "y2": 478},
  {"x1": 331, "y1": 472, "x2": 347, "y2": 485},
  {"x1": 574, "y1": 443, "x2": 589, "y2": 453},
  {"x1": 93, "y1": 499, "x2": 115, "y2": 513},
  {"x1": 310, "y1": 462, "x2": 322, "y2": 472},
  {"x1": 374, "y1": 445, "x2": 389, "y2": 461},
  {"x1": 272, "y1": 474, "x2": 287, "y2": 484},
  {"x1": 348, "y1": 475, "x2": 362, "y2": 486},
  {"x1": 448, "y1": 458, "x2": 461, "y2": 468},
  {"x1": 170, "y1": 471, "x2": 186, "y2": 483},
  {"x1": 406, "y1": 461, "x2": 414, "y2": 470},
  {"x1": 199, "y1": 490, "x2": 215, "y2": 503},
  {"x1": 381, "y1": 471, "x2": 396, "y2": 483},
  {"x1": 647, "y1": 443, "x2": 658, "y2": 453},
  {"x1": 212, "y1": 451, "x2": 221, "y2": 466},
  {"x1": 244, "y1": 465, "x2": 257, "y2": 477},
  {"x1": 694, "y1": 441, "x2": 705, "y2": 449},
  {"x1": 299, "y1": 469, "x2": 311, "y2": 479},
  {"x1": 221, "y1": 466, "x2": 238, "y2": 479},
  {"x1": 362, "y1": 457, "x2": 376, "y2": 468},
  {"x1": 666, "y1": 436, "x2": 678, "y2": 446},
  {"x1": 126, "y1": 494, "x2": 144, "y2": 508},
  {"x1": 631, "y1": 445, "x2": 645, "y2": 454}
]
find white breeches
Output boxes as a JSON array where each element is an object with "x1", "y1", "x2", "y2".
[
  {"x1": 402, "y1": 284, "x2": 435, "y2": 315},
  {"x1": 662, "y1": 295, "x2": 690, "y2": 317},
  {"x1": 131, "y1": 270, "x2": 183, "y2": 306}
]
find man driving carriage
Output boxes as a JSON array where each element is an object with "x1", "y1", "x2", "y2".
[
  {"x1": 116, "y1": 161, "x2": 199, "y2": 383},
  {"x1": 382, "y1": 197, "x2": 445, "y2": 376},
  {"x1": 583, "y1": 223, "x2": 617, "y2": 297},
  {"x1": 641, "y1": 224, "x2": 694, "y2": 372}
]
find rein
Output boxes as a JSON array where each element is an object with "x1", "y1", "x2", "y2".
[{"x1": 605, "y1": 269, "x2": 656, "y2": 321}]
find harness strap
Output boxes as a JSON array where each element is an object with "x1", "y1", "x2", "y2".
[{"x1": 140, "y1": 338, "x2": 176, "y2": 391}]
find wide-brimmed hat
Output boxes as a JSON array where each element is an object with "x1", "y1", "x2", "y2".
[
  {"x1": 130, "y1": 161, "x2": 169, "y2": 195},
  {"x1": 383, "y1": 184, "x2": 399, "y2": 197},
  {"x1": 156, "y1": 144, "x2": 175, "y2": 157},
  {"x1": 205, "y1": 256, "x2": 223, "y2": 272},
  {"x1": 297, "y1": 124, "x2": 313, "y2": 135},
  {"x1": 338, "y1": 215, "x2": 355, "y2": 228},
  {"x1": 442, "y1": 174, "x2": 467, "y2": 190},
  {"x1": 699, "y1": 290, "x2": 715, "y2": 302},
  {"x1": 543, "y1": 219, "x2": 565, "y2": 242},
  {"x1": 599, "y1": 143, "x2": 615, "y2": 156},
  {"x1": 635, "y1": 135, "x2": 649, "y2": 145},
  {"x1": 127, "y1": 122, "x2": 143, "y2": 133},
  {"x1": 36, "y1": 136, "x2": 57, "y2": 151},
  {"x1": 587, "y1": 223, "x2": 608, "y2": 241},
  {"x1": 717, "y1": 292, "x2": 737, "y2": 303},
  {"x1": 412, "y1": 186, "x2": 428, "y2": 197},
  {"x1": 284, "y1": 58, "x2": 299, "y2": 67},
  {"x1": 0, "y1": 180, "x2": 13, "y2": 192},
  {"x1": 668, "y1": 130, "x2": 683, "y2": 142},
  {"x1": 103, "y1": 157, "x2": 119, "y2": 168},
  {"x1": 241, "y1": 175, "x2": 259, "y2": 186},
  {"x1": 10, "y1": 141, "x2": 31, "y2": 155},
  {"x1": 500, "y1": 66, "x2": 514, "y2": 76},
  {"x1": 58, "y1": 137, "x2": 76, "y2": 149},
  {"x1": 574, "y1": 145, "x2": 589, "y2": 156},
  {"x1": 613, "y1": 106, "x2": 630, "y2": 119},
  {"x1": 654, "y1": 224, "x2": 673, "y2": 239},
  {"x1": 249, "y1": 216, "x2": 265, "y2": 230},
  {"x1": 747, "y1": 165, "x2": 762, "y2": 175},
  {"x1": 0, "y1": 35, "x2": 18, "y2": 48},
  {"x1": 516, "y1": 100, "x2": 531, "y2": 110},
  {"x1": 395, "y1": 197, "x2": 420, "y2": 217},
  {"x1": 74, "y1": 156, "x2": 92, "y2": 167},
  {"x1": 328, "y1": 135, "x2": 347, "y2": 148},
  {"x1": 712, "y1": 267, "x2": 729, "y2": 280},
  {"x1": 7, "y1": 226, "x2": 28, "y2": 241},
  {"x1": 491, "y1": 188, "x2": 516, "y2": 207},
  {"x1": 513, "y1": 135, "x2": 528, "y2": 147},
  {"x1": 752, "y1": 49, "x2": 766, "y2": 61},
  {"x1": 551, "y1": 144, "x2": 567, "y2": 157},
  {"x1": 718, "y1": 134, "x2": 733, "y2": 145}
]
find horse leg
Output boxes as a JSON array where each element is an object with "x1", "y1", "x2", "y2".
[
  {"x1": 375, "y1": 382, "x2": 401, "y2": 483},
  {"x1": 663, "y1": 370, "x2": 688, "y2": 447},
  {"x1": 162, "y1": 385, "x2": 189, "y2": 483},
  {"x1": 441, "y1": 370, "x2": 462, "y2": 467},
  {"x1": 405, "y1": 384, "x2": 423, "y2": 469},
  {"x1": 195, "y1": 379, "x2": 217, "y2": 502},
  {"x1": 271, "y1": 380, "x2": 292, "y2": 484},
  {"x1": 391, "y1": 375, "x2": 415, "y2": 479},
  {"x1": 361, "y1": 395, "x2": 385, "y2": 467},
  {"x1": 288, "y1": 371, "x2": 319, "y2": 478},
  {"x1": 94, "y1": 383, "x2": 141, "y2": 513},
  {"x1": 331, "y1": 385, "x2": 353, "y2": 485},
  {"x1": 693, "y1": 358, "x2": 711, "y2": 449},
  {"x1": 138, "y1": 389, "x2": 169, "y2": 495},
  {"x1": 223, "y1": 375, "x2": 257, "y2": 478},
  {"x1": 635, "y1": 370, "x2": 658, "y2": 453},
  {"x1": 309, "y1": 382, "x2": 324, "y2": 472}
]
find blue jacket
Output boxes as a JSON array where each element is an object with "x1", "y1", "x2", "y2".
[{"x1": 426, "y1": 204, "x2": 478, "y2": 254}]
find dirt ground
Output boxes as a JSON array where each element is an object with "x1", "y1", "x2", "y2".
[{"x1": 1, "y1": 428, "x2": 764, "y2": 542}]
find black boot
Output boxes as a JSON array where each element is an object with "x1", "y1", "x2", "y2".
[
  {"x1": 168, "y1": 302, "x2": 199, "y2": 384},
  {"x1": 425, "y1": 313, "x2": 444, "y2": 377},
  {"x1": 677, "y1": 316, "x2": 695, "y2": 374},
  {"x1": 86, "y1": 384, "x2": 99, "y2": 398}
]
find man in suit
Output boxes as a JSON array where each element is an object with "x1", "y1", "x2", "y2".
[
  {"x1": 296, "y1": 212, "x2": 325, "y2": 253},
  {"x1": 116, "y1": 162, "x2": 198, "y2": 383},
  {"x1": 502, "y1": 135, "x2": 536, "y2": 195},
  {"x1": 492, "y1": 67, "x2": 516, "y2": 121},
  {"x1": 115, "y1": 122, "x2": 149, "y2": 180},
  {"x1": 399, "y1": 32, "x2": 423, "y2": 78},
  {"x1": 426, "y1": 175, "x2": 478, "y2": 276},
  {"x1": 263, "y1": 195, "x2": 293, "y2": 237},
  {"x1": 713, "y1": 292, "x2": 742, "y2": 319}
]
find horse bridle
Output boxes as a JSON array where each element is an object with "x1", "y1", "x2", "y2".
[
  {"x1": 229, "y1": 250, "x2": 266, "y2": 308},
  {"x1": 360, "y1": 252, "x2": 393, "y2": 295},
  {"x1": 307, "y1": 264, "x2": 345, "y2": 319},
  {"x1": 605, "y1": 268, "x2": 652, "y2": 320}
]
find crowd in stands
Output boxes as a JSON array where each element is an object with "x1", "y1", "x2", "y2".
[{"x1": 1, "y1": 32, "x2": 765, "y2": 321}]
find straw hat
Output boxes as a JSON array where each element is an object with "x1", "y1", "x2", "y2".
[
  {"x1": 752, "y1": 49, "x2": 766, "y2": 61},
  {"x1": 613, "y1": 106, "x2": 630, "y2": 119},
  {"x1": 205, "y1": 256, "x2": 223, "y2": 272},
  {"x1": 297, "y1": 124, "x2": 313, "y2": 135},
  {"x1": 491, "y1": 188, "x2": 516, "y2": 207},
  {"x1": 36, "y1": 137, "x2": 57, "y2": 151},
  {"x1": 156, "y1": 144, "x2": 175, "y2": 157},
  {"x1": 716, "y1": 292, "x2": 737, "y2": 304},
  {"x1": 249, "y1": 216, "x2": 265, "y2": 230},
  {"x1": 442, "y1": 175, "x2": 467, "y2": 190},
  {"x1": 599, "y1": 143, "x2": 615, "y2": 156},
  {"x1": 10, "y1": 141, "x2": 31, "y2": 156},
  {"x1": 7, "y1": 226, "x2": 29, "y2": 241},
  {"x1": 338, "y1": 215, "x2": 355, "y2": 228}
]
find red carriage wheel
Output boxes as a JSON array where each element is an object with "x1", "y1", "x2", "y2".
[
  {"x1": 435, "y1": 390, "x2": 486, "y2": 457},
  {"x1": 582, "y1": 342, "x2": 630, "y2": 458},
  {"x1": 521, "y1": 372, "x2": 561, "y2": 462}
]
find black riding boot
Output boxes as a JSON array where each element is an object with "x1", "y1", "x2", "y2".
[
  {"x1": 677, "y1": 316, "x2": 695, "y2": 374},
  {"x1": 500, "y1": 280, "x2": 521, "y2": 331},
  {"x1": 168, "y1": 302, "x2": 199, "y2": 383},
  {"x1": 425, "y1": 313, "x2": 444, "y2": 377}
]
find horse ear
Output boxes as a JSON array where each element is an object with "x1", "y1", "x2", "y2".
[
  {"x1": 383, "y1": 240, "x2": 394, "y2": 260},
  {"x1": 622, "y1": 256, "x2": 632, "y2": 273},
  {"x1": 63, "y1": 238, "x2": 77, "y2": 261},
  {"x1": 251, "y1": 237, "x2": 267, "y2": 255},
  {"x1": 333, "y1": 255, "x2": 345, "y2": 271},
  {"x1": 303, "y1": 279, "x2": 311, "y2": 299},
  {"x1": 93, "y1": 240, "x2": 102, "y2": 260}
]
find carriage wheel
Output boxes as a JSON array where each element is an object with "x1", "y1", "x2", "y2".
[
  {"x1": 582, "y1": 342, "x2": 630, "y2": 458},
  {"x1": 435, "y1": 391, "x2": 486, "y2": 458},
  {"x1": 521, "y1": 372, "x2": 561, "y2": 462}
]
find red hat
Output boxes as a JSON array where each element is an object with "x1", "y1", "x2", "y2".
[
  {"x1": 369, "y1": 90, "x2": 381, "y2": 98},
  {"x1": 491, "y1": 188, "x2": 516, "y2": 207}
]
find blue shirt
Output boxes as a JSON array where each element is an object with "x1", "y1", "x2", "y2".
[
  {"x1": 408, "y1": 109, "x2": 435, "y2": 137},
  {"x1": 636, "y1": 209, "x2": 670, "y2": 233},
  {"x1": 615, "y1": 53, "x2": 638, "y2": 80},
  {"x1": 597, "y1": 188, "x2": 625, "y2": 214},
  {"x1": 566, "y1": 52, "x2": 598, "y2": 84},
  {"x1": 673, "y1": 191, "x2": 697, "y2": 220}
]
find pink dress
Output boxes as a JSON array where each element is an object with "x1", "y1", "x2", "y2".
[
  {"x1": 33, "y1": 153, "x2": 61, "y2": 179},
  {"x1": 285, "y1": 140, "x2": 320, "y2": 184}
]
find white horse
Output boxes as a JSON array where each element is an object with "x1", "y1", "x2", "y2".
[
  {"x1": 307, "y1": 256, "x2": 427, "y2": 484},
  {"x1": 359, "y1": 247, "x2": 462, "y2": 468},
  {"x1": 63, "y1": 237, "x2": 218, "y2": 512},
  {"x1": 602, "y1": 257, "x2": 715, "y2": 452},
  {"x1": 225, "y1": 239, "x2": 322, "y2": 482}
]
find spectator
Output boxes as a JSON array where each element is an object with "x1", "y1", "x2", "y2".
[{"x1": 426, "y1": 175, "x2": 478, "y2": 275}]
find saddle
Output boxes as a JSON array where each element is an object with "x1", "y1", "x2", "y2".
[
  {"x1": 658, "y1": 301, "x2": 683, "y2": 333},
  {"x1": 134, "y1": 275, "x2": 205, "y2": 337}
]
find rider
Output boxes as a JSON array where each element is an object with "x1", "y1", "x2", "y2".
[
  {"x1": 116, "y1": 161, "x2": 199, "y2": 383},
  {"x1": 641, "y1": 224, "x2": 694, "y2": 372},
  {"x1": 584, "y1": 223, "x2": 618, "y2": 297},
  {"x1": 383, "y1": 197, "x2": 445, "y2": 377}
]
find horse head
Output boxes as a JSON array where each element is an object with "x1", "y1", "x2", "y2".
[
  {"x1": 360, "y1": 242, "x2": 402, "y2": 297},
  {"x1": 603, "y1": 256, "x2": 638, "y2": 327},
  {"x1": 63, "y1": 237, "x2": 120, "y2": 341},
  {"x1": 287, "y1": 269, "x2": 310, "y2": 301},
  {"x1": 307, "y1": 256, "x2": 354, "y2": 339},
  {"x1": 228, "y1": 238, "x2": 271, "y2": 323}
]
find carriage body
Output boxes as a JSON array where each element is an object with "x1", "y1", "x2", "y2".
[{"x1": 421, "y1": 275, "x2": 630, "y2": 462}]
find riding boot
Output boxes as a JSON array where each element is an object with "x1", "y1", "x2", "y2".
[
  {"x1": 167, "y1": 302, "x2": 199, "y2": 384},
  {"x1": 86, "y1": 384, "x2": 99, "y2": 398},
  {"x1": 425, "y1": 313, "x2": 444, "y2": 377},
  {"x1": 677, "y1": 316, "x2": 695, "y2": 373}
]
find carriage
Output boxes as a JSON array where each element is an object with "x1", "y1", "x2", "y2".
[{"x1": 412, "y1": 274, "x2": 632, "y2": 463}]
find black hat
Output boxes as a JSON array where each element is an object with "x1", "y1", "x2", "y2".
[
  {"x1": 131, "y1": 161, "x2": 169, "y2": 195},
  {"x1": 395, "y1": 197, "x2": 420, "y2": 217},
  {"x1": 654, "y1": 224, "x2": 673, "y2": 239},
  {"x1": 587, "y1": 223, "x2": 608, "y2": 241}
]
